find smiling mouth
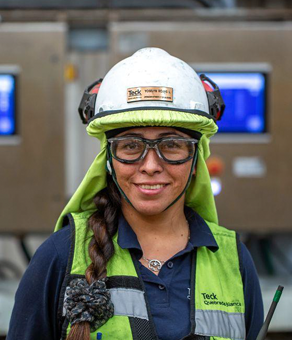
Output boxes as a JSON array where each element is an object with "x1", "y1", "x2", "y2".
[{"x1": 138, "y1": 184, "x2": 167, "y2": 190}]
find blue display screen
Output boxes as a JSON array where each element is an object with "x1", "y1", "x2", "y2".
[
  {"x1": 0, "y1": 74, "x2": 16, "y2": 135},
  {"x1": 201, "y1": 73, "x2": 267, "y2": 134}
]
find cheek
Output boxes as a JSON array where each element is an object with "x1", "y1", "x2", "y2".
[
  {"x1": 173, "y1": 162, "x2": 193, "y2": 178},
  {"x1": 175, "y1": 169, "x2": 191, "y2": 186},
  {"x1": 112, "y1": 160, "x2": 136, "y2": 185},
  {"x1": 161, "y1": 164, "x2": 193, "y2": 191}
]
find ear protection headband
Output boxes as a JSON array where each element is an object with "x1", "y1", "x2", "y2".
[
  {"x1": 199, "y1": 74, "x2": 225, "y2": 121},
  {"x1": 78, "y1": 78, "x2": 103, "y2": 124},
  {"x1": 78, "y1": 74, "x2": 225, "y2": 124}
]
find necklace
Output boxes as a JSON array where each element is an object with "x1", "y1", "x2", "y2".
[
  {"x1": 142, "y1": 221, "x2": 190, "y2": 273},
  {"x1": 142, "y1": 257, "x2": 165, "y2": 272}
]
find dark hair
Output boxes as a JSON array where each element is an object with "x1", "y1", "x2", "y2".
[{"x1": 66, "y1": 175, "x2": 121, "y2": 340}]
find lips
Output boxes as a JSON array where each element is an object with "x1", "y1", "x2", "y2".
[
  {"x1": 138, "y1": 184, "x2": 166, "y2": 190},
  {"x1": 134, "y1": 183, "x2": 169, "y2": 196}
]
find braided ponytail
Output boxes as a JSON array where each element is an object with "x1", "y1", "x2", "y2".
[{"x1": 66, "y1": 175, "x2": 121, "y2": 340}]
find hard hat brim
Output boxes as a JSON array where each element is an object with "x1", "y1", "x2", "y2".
[{"x1": 87, "y1": 108, "x2": 218, "y2": 140}]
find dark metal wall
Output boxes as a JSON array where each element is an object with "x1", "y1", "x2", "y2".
[{"x1": 0, "y1": 23, "x2": 66, "y2": 233}]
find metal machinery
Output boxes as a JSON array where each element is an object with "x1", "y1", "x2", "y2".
[
  {"x1": 0, "y1": 23, "x2": 66, "y2": 233},
  {"x1": 0, "y1": 23, "x2": 67, "y2": 335}
]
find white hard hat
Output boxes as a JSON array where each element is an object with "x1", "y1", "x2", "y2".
[
  {"x1": 78, "y1": 47, "x2": 225, "y2": 137},
  {"x1": 95, "y1": 47, "x2": 209, "y2": 115}
]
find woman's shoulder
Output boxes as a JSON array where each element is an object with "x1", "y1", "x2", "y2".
[
  {"x1": 40, "y1": 224, "x2": 72, "y2": 262},
  {"x1": 50, "y1": 224, "x2": 72, "y2": 251},
  {"x1": 28, "y1": 224, "x2": 72, "y2": 275},
  {"x1": 6, "y1": 225, "x2": 73, "y2": 340}
]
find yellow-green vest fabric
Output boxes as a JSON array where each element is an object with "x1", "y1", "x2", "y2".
[{"x1": 61, "y1": 211, "x2": 245, "y2": 340}]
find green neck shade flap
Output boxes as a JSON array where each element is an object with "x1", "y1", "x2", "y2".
[{"x1": 55, "y1": 109, "x2": 218, "y2": 232}]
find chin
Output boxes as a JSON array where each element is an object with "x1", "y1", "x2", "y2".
[{"x1": 127, "y1": 200, "x2": 169, "y2": 217}]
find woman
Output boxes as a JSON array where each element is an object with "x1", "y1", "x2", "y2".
[{"x1": 7, "y1": 48, "x2": 263, "y2": 340}]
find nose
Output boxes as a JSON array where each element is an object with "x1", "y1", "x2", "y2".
[{"x1": 138, "y1": 148, "x2": 164, "y2": 175}]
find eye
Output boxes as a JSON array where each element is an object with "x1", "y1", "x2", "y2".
[
  {"x1": 115, "y1": 139, "x2": 144, "y2": 156},
  {"x1": 160, "y1": 140, "x2": 182, "y2": 149},
  {"x1": 122, "y1": 141, "x2": 141, "y2": 150}
]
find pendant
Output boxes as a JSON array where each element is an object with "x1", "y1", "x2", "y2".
[{"x1": 148, "y1": 259, "x2": 162, "y2": 272}]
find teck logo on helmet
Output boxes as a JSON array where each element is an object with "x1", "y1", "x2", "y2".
[{"x1": 127, "y1": 86, "x2": 173, "y2": 103}]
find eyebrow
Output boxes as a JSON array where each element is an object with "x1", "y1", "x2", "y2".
[
  {"x1": 158, "y1": 132, "x2": 183, "y2": 137},
  {"x1": 120, "y1": 132, "x2": 184, "y2": 138}
]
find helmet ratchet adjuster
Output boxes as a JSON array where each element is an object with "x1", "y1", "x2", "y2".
[
  {"x1": 200, "y1": 74, "x2": 225, "y2": 121},
  {"x1": 78, "y1": 78, "x2": 103, "y2": 124}
]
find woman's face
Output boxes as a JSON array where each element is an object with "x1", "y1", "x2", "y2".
[{"x1": 111, "y1": 127, "x2": 196, "y2": 216}]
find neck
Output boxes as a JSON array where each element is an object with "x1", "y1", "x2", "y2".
[
  {"x1": 122, "y1": 200, "x2": 187, "y2": 232},
  {"x1": 121, "y1": 200, "x2": 189, "y2": 263}
]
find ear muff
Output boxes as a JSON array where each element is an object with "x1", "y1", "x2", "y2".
[
  {"x1": 78, "y1": 78, "x2": 103, "y2": 124},
  {"x1": 200, "y1": 74, "x2": 225, "y2": 121}
]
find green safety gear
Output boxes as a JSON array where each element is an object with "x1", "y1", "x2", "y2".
[{"x1": 59, "y1": 212, "x2": 245, "y2": 340}]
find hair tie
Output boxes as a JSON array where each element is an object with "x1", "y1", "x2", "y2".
[{"x1": 64, "y1": 278, "x2": 114, "y2": 332}]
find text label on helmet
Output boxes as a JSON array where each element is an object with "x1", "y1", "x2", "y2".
[{"x1": 127, "y1": 86, "x2": 173, "y2": 103}]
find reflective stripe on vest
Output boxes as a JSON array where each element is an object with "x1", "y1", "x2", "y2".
[
  {"x1": 196, "y1": 310, "x2": 245, "y2": 340},
  {"x1": 61, "y1": 211, "x2": 245, "y2": 340},
  {"x1": 109, "y1": 288, "x2": 148, "y2": 320}
]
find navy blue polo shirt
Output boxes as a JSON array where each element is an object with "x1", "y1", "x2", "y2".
[
  {"x1": 7, "y1": 208, "x2": 263, "y2": 340},
  {"x1": 118, "y1": 208, "x2": 263, "y2": 340}
]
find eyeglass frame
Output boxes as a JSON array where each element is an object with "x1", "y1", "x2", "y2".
[{"x1": 107, "y1": 136, "x2": 199, "y2": 165}]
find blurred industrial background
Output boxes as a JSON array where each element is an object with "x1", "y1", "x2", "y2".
[{"x1": 1, "y1": 0, "x2": 292, "y2": 338}]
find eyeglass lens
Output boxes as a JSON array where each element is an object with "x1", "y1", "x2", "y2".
[{"x1": 111, "y1": 138, "x2": 195, "y2": 162}]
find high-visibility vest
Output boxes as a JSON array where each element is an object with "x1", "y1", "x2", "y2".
[{"x1": 59, "y1": 211, "x2": 245, "y2": 340}]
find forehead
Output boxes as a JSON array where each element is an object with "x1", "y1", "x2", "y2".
[{"x1": 116, "y1": 126, "x2": 190, "y2": 138}]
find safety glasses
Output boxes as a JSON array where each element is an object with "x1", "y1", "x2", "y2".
[{"x1": 108, "y1": 136, "x2": 198, "y2": 164}]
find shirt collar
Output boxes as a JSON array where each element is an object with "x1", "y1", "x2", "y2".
[{"x1": 117, "y1": 206, "x2": 218, "y2": 253}]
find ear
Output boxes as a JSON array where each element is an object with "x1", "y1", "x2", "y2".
[{"x1": 192, "y1": 165, "x2": 196, "y2": 176}]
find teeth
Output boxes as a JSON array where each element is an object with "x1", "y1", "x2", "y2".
[{"x1": 139, "y1": 184, "x2": 165, "y2": 190}]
